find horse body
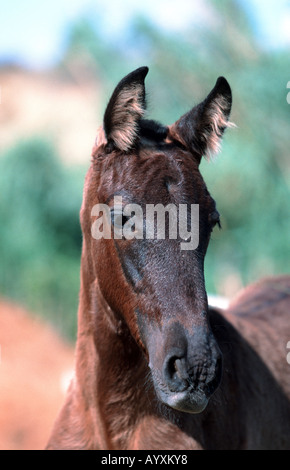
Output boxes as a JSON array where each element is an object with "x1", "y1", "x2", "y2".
[
  {"x1": 47, "y1": 276, "x2": 290, "y2": 450},
  {"x1": 46, "y1": 68, "x2": 290, "y2": 450}
]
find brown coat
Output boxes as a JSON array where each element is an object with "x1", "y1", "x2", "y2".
[{"x1": 46, "y1": 68, "x2": 290, "y2": 450}]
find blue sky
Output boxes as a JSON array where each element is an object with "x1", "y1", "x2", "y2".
[{"x1": 1, "y1": 0, "x2": 290, "y2": 69}]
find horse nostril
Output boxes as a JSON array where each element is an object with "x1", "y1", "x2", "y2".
[
  {"x1": 167, "y1": 356, "x2": 180, "y2": 378},
  {"x1": 163, "y1": 355, "x2": 189, "y2": 392}
]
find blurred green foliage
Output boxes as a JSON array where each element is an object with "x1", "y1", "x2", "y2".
[
  {"x1": 0, "y1": 0, "x2": 289, "y2": 339},
  {"x1": 0, "y1": 138, "x2": 85, "y2": 339}
]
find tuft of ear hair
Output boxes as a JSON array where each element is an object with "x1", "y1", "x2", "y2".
[
  {"x1": 103, "y1": 67, "x2": 149, "y2": 152},
  {"x1": 170, "y1": 77, "x2": 235, "y2": 162}
]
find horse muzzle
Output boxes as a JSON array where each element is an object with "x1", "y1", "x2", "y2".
[
  {"x1": 157, "y1": 387, "x2": 209, "y2": 414},
  {"x1": 148, "y1": 323, "x2": 223, "y2": 414}
]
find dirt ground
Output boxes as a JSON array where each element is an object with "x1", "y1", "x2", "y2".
[{"x1": 0, "y1": 299, "x2": 75, "y2": 450}]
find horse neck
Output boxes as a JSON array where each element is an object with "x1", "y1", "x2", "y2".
[{"x1": 74, "y1": 241, "x2": 150, "y2": 447}]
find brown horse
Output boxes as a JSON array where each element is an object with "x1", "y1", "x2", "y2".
[{"x1": 46, "y1": 67, "x2": 290, "y2": 450}]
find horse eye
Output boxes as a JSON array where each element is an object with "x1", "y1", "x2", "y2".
[
  {"x1": 111, "y1": 209, "x2": 130, "y2": 229},
  {"x1": 209, "y1": 211, "x2": 221, "y2": 229}
]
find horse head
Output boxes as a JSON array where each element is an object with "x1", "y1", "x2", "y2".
[{"x1": 82, "y1": 67, "x2": 233, "y2": 414}]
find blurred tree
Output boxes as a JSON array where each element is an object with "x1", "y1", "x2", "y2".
[{"x1": 0, "y1": 138, "x2": 84, "y2": 338}]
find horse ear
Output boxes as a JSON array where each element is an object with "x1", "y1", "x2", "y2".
[
  {"x1": 170, "y1": 77, "x2": 234, "y2": 162},
  {"x1": 103, "y1": 67, "x2": 149, "y2": 152}
]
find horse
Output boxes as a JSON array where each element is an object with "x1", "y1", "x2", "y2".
[{"x1": 46, "y1": 67, "x2": 290, "y2": 450}]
